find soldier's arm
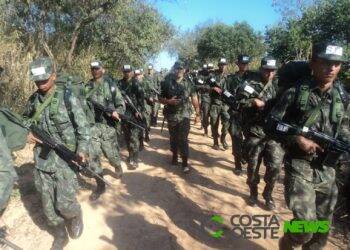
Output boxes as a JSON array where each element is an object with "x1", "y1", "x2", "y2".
[
  {"x1": 22, "y1": 93, "x2": 38, "y2": 118},
  {"x1": 338, "y1": 105, "x2": 350, "y2": 144},
  {"x1": 190, "y1": 82, "x2": 200, "y2": 115},
  {"x1": 113, "y1": 87, "x2": 126, "y2": 114},
  {"x1": 68, "y1": 93, "x2": 91, "y2": 155}
]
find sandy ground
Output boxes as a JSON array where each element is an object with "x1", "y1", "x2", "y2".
[{"x1": 1, "y1": 117, "x2": 349, "y2": 250}]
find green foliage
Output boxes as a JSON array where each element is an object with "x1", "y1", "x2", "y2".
[
  {"x1": 266, "y1": 0, "x2": 350, "y2": 63},
  {"x1": 197, "y1": 22, "x2": 265, "y2": 63}
]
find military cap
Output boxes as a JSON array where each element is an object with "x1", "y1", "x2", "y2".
[
  {"x1": 218, "y1": 58, "x2": 228, "y2": 65},
  {"x1": 312, "y1": 42, "x2": 346, "y2": 62},
  {"x1": 261, "y1": 56, "x2": 278, "y2": 70},
  {"x1": 148, "y1": 64, "x2": 153, "y2": 70},
  {"x1": 207, "y1": 63, "x2": 214, "y2": 69},
  {"x1": 174, "y1": 61, "x2": 185, "y2": 70},
  {"x1": 202, "y1": 64, "x2": 208, "y2": 69},
  {"x1": 134, "y1": 69, "x2": 142, "y2": 75},
  {"x1": 29, "y1": 57, "x2": 54, "y2": 82},
  {"x1": 237, "y1": 54, "x2": 251, "y2": 64},
  {"x1": 90, "y1": 60, "x2": 103, "y2": 69},
  {"x1": 123, "y1": 65, "x2": 132, "y2": 72}
]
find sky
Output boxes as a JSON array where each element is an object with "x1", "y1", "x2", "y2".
[{"x1": 150, "y1": 0, "x2": 282, "y2": 70}]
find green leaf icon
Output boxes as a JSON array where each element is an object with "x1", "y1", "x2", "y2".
[
  {"x1": 211, "y1": 215, "x2": 224, "y2": 224},
  {"x1": 211, "y1": 229, "x2": 224, "y2": 238}
]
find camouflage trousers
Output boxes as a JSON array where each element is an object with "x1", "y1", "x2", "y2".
[
  {"x1": 122, "y1": 122, "x2": 142, "y2": 161},
  {"x1": 33, "y1": 153, "x2": 81, "y2": 227},
  {"x1": 209, "y1": 104, "x2": 230, "y2": 139},
  {"x1": 245, "y1": 136, "x2": 284, "y2": 198},
  {"x1": 168, "y1": 118, "x2": 190, "y2": 157},
  {"x1": 283, "y1": 158, "x2": 338, "y2": 249},
  {"x1": 0, "y1": 131, "x2": 17, "y2": 213},
  {"x1": 200, "y1": 100, "x2": 210, "y2": 129},
  {"x1": 229, "y1": 115, "x2": 244, "y2": 170},
  {"x1": 151, "y1": 102, "x2": 160, "y2": 126},
  {"x1": 89, "y1": 123, "x2": 121, "y2": 173}
]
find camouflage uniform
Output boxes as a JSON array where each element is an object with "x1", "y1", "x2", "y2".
[
  {"x1": 197, "y1": 69, "x2": 211, "y2": 135},
  {"x1": 85, "y1": 74, "x2": 125, "y2": 172},
  {"x1": 0, "y1": 129, "x2": 16, "y2": 214},
  {"x1": 145, "y1": 72, "x2": 161, "y2": 126},
  {"x1": 160, "y1": 71, "x2": 197, "y2": 169},
  {"x1": 235, "y1": 70, "x2": 284, "y2": 207},
  {"x1": 118, "y1": 77, "x2": 145, "y2": 167},
  {"x1": 23, "y1": 77, "x2": 90, "y2": 227},
  {"x1": 138, "y1": 76, "x2": 153, "y2": 142},
  {"x1": 271, "y1": 78, "x2": 350, "y2": 249},
  {"x1": 226, "y1": 71, "x2": 251, "y2": 172},
  {"x1": 209, "y1": 70, "x2": 230, "y2": 148}
]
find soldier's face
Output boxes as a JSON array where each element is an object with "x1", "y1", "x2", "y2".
[
  {"x1": 219, "y1": 65, "x2": 227, "y2": 72},
  {"x1": 135, "y1": 74, "x2": 143, "y2": 81},
  {"x1": 123, "y1": 71, "x2": 133, "y2": 80},
  {"x1": 311, "y1": 58, "x2": 342, "y2": 85},
  {"x1": 91, "y1": 67, "x2": 103, "y2": 79},
  {"x1": 260, "y1": 68, "x2": 276, "y2": 83},
  {"x1": 175, "y1": 68, "x2": 185, "y2": 78},
  {"x1": 35, "y1": 73, "x2": 56, "y2": 93},
  {"x1": 237, "y1": 62, "x2": 249, "y2": 72}
]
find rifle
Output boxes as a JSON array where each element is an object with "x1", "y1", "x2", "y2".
[
  {"x1": 29, "y1": 125, "x2": 112, "y2": 186},
  {"x1": 121, "y1": 91, "x2": 147, "y2": 130},
  {"x1": 0, "y1": 227, "x2": 23, "y2": 250},
  {"x1": 0, "y1": 108, "x2": 111, "y2": 186},
  {"x1": 209, "y1": 78, "x2": 237, "y2": 109},
  {"x1": 270, "y1": 116, "x2": 350, "y2": 167},
  {"x1": 87, "y1": 98, "x2": 145, "y2": 131}
]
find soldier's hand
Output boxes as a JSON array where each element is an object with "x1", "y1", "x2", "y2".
[
  {"x1": 149, "y1": 97, "x2": 154, "y2": 103},
  {"x1": 135, "y1": 112, "x2": 142, "y2": 119},
  {"x1": 167, "y1": 96, "x2": 180, "y2": 106},
  {"x1": 27, "y1": 132, "x2": 42, "y2": 144},
  {"x1": 252, "y1": 98, "x2": 265, "y2": 109},
  {"x1": 296, "y1": 136, "x2": 324, "y2": 154},
  {"x1": 111, "y1": 111, "x2": 120, "y2": 121},
  {"x1": 77, "y1": 153, "x2": 88, "y2": 164},
  {"x1": 212, "y1": 87, "x2": 222, "y2": 94}
]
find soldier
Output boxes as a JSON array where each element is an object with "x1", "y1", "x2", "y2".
[
  {"x1": 159, "y1": 61, "x2": 200, "y2": 173},
  {"x1": 84, "y1": 60, "x2": 125, "y2": 200},
  {"x1": 268, "y1": 42, "x2": 349, "y2": 250},
  {"x1": 226, "y1": 55, "x2": 252, "y2": 175},
  {"x1": 145, "y1": 64, "x2": 161, "y2": 126},
  {"x1": 135, "y1": 69, "x2": 153, "y2": 143},
  {"x1": 234, "y1": 56, "x2": 284, "y2": 210},
  {"x1": 24, "y1": 57, "x2": 90, "y2": 249},
  {"x1": 210, "y1": 58, "x2": 230, "y2": 150},
  {"x1": 197, "y1": 64, "x2": 212, "y2": 136},
  {"x1": 118, "y1": 65, "x2": 145, "y2": 169}
]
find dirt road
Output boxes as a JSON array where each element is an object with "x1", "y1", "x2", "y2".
[{"x1": 1, "y1": 118, "x2": 345, "y2": 250}]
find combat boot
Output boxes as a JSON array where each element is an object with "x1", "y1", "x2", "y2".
[
  {"x1": 67, "y1": 210, "x2": 84, "y2": 239},
  {"x1": 172, "y1": 152, "x2": 178, "y2": 166},
  {"x1": 51, "y1": 223, "x2": 68, "y2": 250},
  {"x1": 181, "y1": 156, "x2": 190, "y2": 173},
  {"x1": 263, "y1": 189, "x2": 276, "y2": 211},
  {"x1": 110, "y1": 161, "x2": 123, "y2": 179},
  {"x1": 213, "y1": 137, "x2": 220, "y2": 150},
  {"x1": 89, "y1": 175, "x2": 106, "y2": 201},
  {"x1": 220, "y1": 134, "x2": 228, "y2": 150},
  {"x1": 248, "y1": 186, "x2": 258, "y2": 207}
]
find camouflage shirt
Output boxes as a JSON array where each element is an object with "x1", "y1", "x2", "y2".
[
  {"x1": 160, "y1": 73, "x2": 196, "y2": 122},
  {"x1": 85, "y1": 75, "x2": 125, "y2": 125},
  {"x1": 118, "y1": 78, "x2": 146, "y2": 118},
  {"x1": 23, "y1": 78, "x2": 91, "y2": 172},
  {"x1": 209, "y1": 70, "x2": 229, "y2": 105},
  {"x1": 235, "y1": 73, "x2": 279, "y2": 138},
  {"x1": 269, "y1": 77, "x2": 350, "y2": 157}
]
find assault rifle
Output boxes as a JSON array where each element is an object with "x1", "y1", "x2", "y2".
[
  {"x1": 0, "y1": 108, "x2": 111, "y2": 186},
  {"x1": 121, "y1": 91, "x2": 147, "y2": 131},
  {"x1": 270, "y1": 116, "x2": 350, "y2": 154},
  {"x1": 87, "y1": 99, "x2": 145, "y2": 131},
  {"x1": 0, "y1": 227, "x2": 22, "y2": 250},
  {"x1": 29, "y1": 125, "x2": 112, "y2": 186},
  {"x1": 208, "y1": 77, "x2": 236, "y2": 108}
]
